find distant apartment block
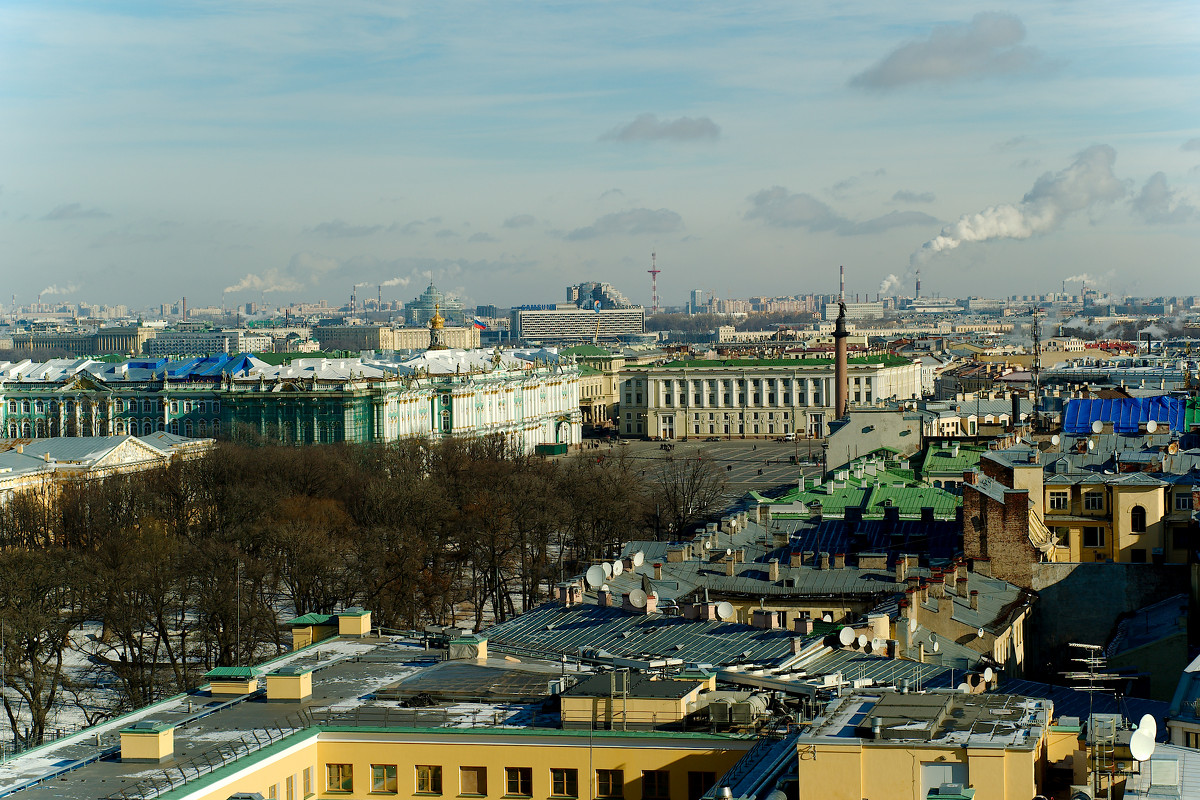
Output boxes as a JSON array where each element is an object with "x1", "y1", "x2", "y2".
[
  {"x1": 146, "y1": 329, "x2": 273, "y2": 357},
  {"x1": 511, "y1": 306, "x2": 646, "y2": 343}
]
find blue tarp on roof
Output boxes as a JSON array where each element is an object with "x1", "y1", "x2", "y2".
[{"x1": 1063, "y1": 396, "x2": 1184, "y2": 435}]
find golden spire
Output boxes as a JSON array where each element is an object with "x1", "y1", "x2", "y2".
[{"x1": 429, "y1": 302, "x2": 445, "y2": 330}]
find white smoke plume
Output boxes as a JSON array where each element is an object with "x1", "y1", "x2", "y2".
[
  {"x1": 223, "y1": 271, "x2": 302, "y2": 294},
  {"x1": 878, "y1": 273, "x2": 901, "y2": 294},
  {"x1": 911, "y1": 145, "x2": 1127, "y2": 265},
  {"x1": 40, "y1": 284, "x2": 80, "y2": 296},
  {"x1": 353, "y1": 281, "x2": 373, "y2": 288},
  {"x1": 381, "y1": 276, "x2": 411, "y2": 288}
]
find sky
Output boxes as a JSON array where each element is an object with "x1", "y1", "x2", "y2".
[{"x1": 2, "y1": 1, "x2": 1198, "y2": 311}]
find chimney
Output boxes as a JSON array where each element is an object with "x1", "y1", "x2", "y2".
[
  {"x1": 970, "y1": 590, "x2": 979, "y2": 611},
  {"x1": 895, "y1": 559, "x2": 908, "y2": 583},
  {"x1": 832, "y1": 553, "x2": 845, "y2": 569},
  {"x1": 769, "y1": 558, "x2": 780, "y2": 582},
  {"x1": 956, "y1": 576, "x2": 969, "y2": 596},
  {"x1": 682, "y1": 599, "x2": 700, "y2": 620},
  {"x1": 653, "y1": 563, "x2": 663, "y2": 580},
  {"x1": 597, "y1": 586, "x2": 612, "y2": 607},
  {"x1": 644, "y1": 593, "x2": 658, "y2": 614},
  {"x1": 793, "y1": 616, "x2": 815, "y2": 635},
  {"x1": 943, "y1": 569, "x2": 956, "y2": 594},
  {"x1": 818, "y1": 552, "x2": 830, "y2": 570},
  {"x1": 752, "y1": 608, "x2": 778, "y2": 630},
  {"x1": 15, "y1": 444, "x2": 22, "y2": 454},
  {"x1": 725, "y1": 558, "x2": 736, "y2": 577},
  {"x1": 790, "y1": 550, "x2": 804, "y2": 567}
]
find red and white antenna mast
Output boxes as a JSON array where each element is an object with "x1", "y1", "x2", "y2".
[{"x1": 647, "y1": 251, "x2": 661, "y2": 314}]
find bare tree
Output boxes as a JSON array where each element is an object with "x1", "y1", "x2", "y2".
[{"x1": 647, "y1": 451, "x2": 727, "y2": 539}]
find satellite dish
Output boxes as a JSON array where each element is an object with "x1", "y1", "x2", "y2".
[
  {"x1": 983, "y1": 667, "x2": 994, "y2": 682},
  {"x1": 704, "y1": 541, "x2": 713, "y2": 550},
  {"x1": 716, "y1": 601, "x2": 735, "y2": 621},
  {"x1": 632, "y1": 551, "x2": 645, "y2": 567},
  {"x1": 601, "y1": 562, "x2": 613, "y2": 578},
  {"x1": 857, "y1": 634, "x2": 868, "y2": 649},
  {"x1": 1137, "y1": 713, "x2": 1158, "y2": 740},
  {"x1": 823, "y1": 613, "x2": 833, "y2": 623},
  {"x1": 585, "y1": 565, "x2": 606, "y2": 588},
  {"x1": 628, "y1": 589, "x2": 648, "y2": 609},
  {"x1": 932, "y1": 641, "x2": 940, "y2": 652},
  {"x1": 871, "y1": 637, "x2": 885, "y2": 653},
  {"x1": 977, "y1": 627, "x2": 986, "y2": 639},
  {"x1": 1129, "y1": 728, "x2": 1156, "y2": 762},
  {"x1": 1147, "y1": 419, "x2": 1158, "y2": 433},
  {"x1": 909, "y1": 617, "x2": 918, "y2": 633},
  {"x1": 838, "y1": 627, "x2": 855, "y2": 647},
  {"x1": 957, "y1": 683, "x2": 971, "y2": 692},
  {"x1": 612, "y1": 560, "x2": 624, "y2": 576},
  {"x1": 1087, "y1": 440, "x2": 1095, "y2": 451},
  {"x1": 1051, "y1": 435, "x2": 1060, "y2": 446},
  {"x1": 1092, "y1": 420, "x2": 1104, "y2": 434},
  {"x1": 726, "y1": 548, "x2": 733, "y2": 556}
]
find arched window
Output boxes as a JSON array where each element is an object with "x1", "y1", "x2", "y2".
[
  {"x1": 35, "y1": 400, "x2": 44, "y2": 413},
  {"x1": 115, "y1": 422, "x2": 125, "y2": 435},
  {"x1": 198, "y1": 419, "x2": 207, "y2": 436},
  {"x1": 212, "y1": 420, "x2": 220, "y2": 437},
  {"x1": 20, "y1": 422, "x2": 30, "y2": 438},
  {"x1": 21, "y1": 400, "x2": 30, "y2": 413},
  {"x1": 144, "y1": 421, "x2": 154, "y2": 436},
  {"x1": 1131, "y1": 505, "x2": 1147, "y2": 533},
  {"x1": 184, "y1": 420, "x2": 193, "y2": 438},
  {"x1": 6, "y1": 401, "x2": 14, "y2": 413},
  {"x1": 170, "y1": 420, "x2": 179, "y2": 434},
  {"x1": 7, "y1": 423, "x2": 16, "y2": 438}
]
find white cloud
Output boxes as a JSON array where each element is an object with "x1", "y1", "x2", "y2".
[
  {"x1": 42, "y1": 203, "x2": 110, "y2": 221},
  {"x1": 600, "y1": 113, "x2": 720, "y2": 142},
  {"x1": 850, "y1": 13, "x2": 1054, "y2": 90},
  {"x1": 1132, "y1": 172, "x2": 1197, "y2": 224},
  {"x1": 745, "y1": 187, "x2": 937, "y2": 235},
  {"x1": 565, "y1": 208, "x2": 684, "y2": 240}
]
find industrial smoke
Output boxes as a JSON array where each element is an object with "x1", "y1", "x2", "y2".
[{"x1": 910, "y1": 145, "x2": 1127, "y2": 266}]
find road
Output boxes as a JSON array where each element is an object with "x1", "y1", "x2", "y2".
[{"x1": 578, "y1": 436, "x2": 825, "y2": 500}]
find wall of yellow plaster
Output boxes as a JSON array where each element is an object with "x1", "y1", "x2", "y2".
[{"x1": 177, "y1": 732, "x2": 748, "y2": 800}]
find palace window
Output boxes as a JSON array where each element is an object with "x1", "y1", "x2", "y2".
[
  {"x1": 326, "y1": 764, "x2": 353, "y2": 793},
  {"x1": 1131, "y1": 505, "x2": 1147, "y2": 533},
  {"x1": 505, "y1": 768, "x2": 532, "y2": 798},
  {"x1": 415, "y1": 765, "x2": 442, "y2": 795},
  {"x1": 595, "y1": 770, "x2": 622, "y2": 799},
  {"x1": 550, "y1": 769, "x2": 578, "y2": 798},
  {"x1": 371, "y1": 765, "x2": 397, "y2": 794}
]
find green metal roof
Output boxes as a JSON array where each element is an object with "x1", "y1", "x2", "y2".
[
  {"x1": 561, "y1": 344, "x2": 613, "y2": 357},
  {"x1": 760, "y1": 481, "x2": 961, "y2": 520},
  {"x1": 286, "y1": 613, "x2": 338, "y2": 626},
  {"x1": 1187, "y1": 397, "x2": 1200, "y2": 429},
  {"x1": 916, "y1": 443, "x2": 987, "y2": 478},
  {"x1": 204, "y1": 666, "x2": 259, "y2": 679}
]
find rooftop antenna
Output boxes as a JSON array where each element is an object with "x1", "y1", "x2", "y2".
[
  {"x1": 647, "y1": 251, "x2": 661, "y2": 314},
  {"x1": 1061, "y1": 642, "x2": 1124, "y2": 800},
  {"x1": 1030, "y1": 307, "x2": 1044, "y2": 429}
]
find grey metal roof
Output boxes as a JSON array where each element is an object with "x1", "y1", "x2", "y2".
[{"x1": 482, "y1": 603, "x2": 800, "y2": 668}]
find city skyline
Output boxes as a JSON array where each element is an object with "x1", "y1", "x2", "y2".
[{"x1": 3, "y1": 1, "x2": 1197, "y2": 309}]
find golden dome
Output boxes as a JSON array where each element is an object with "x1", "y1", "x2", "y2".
[{"x1": 429, "y1": 302, "x2": 445, "y2": 330}]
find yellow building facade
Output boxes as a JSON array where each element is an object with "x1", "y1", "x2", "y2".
[{"x1": 165, "y1": 728, "x2": 751, "y2": 800}]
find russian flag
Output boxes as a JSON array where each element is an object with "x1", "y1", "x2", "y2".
[{"x1": 472, "y1": 318, "x2": 486, "y2": 330}]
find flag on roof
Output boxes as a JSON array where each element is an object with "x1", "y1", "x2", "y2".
[
  {"x1": 472, "y1": 318, "x2": 486, "y2": 330},
  {"x1": 592, "y1": 300, "x2": 601, "y2": 313}
]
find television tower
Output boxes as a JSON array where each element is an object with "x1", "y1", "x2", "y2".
[{"x1": 647, "y1": 251, "x2": 661, "y2": 314}]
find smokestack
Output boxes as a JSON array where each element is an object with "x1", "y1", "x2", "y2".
[
  {"x1": 378, "y1": 285, "x2": 382, "y2": 310},
  {"x1": 915, "y1": 270, "x2": 921, "y2": 300},
  {"x1": 834, "y1": 300, "x2": 849, "y2": 420},
  {"x1": 839, "y1": 265, "x2": 845, "y2": 302},
  {"x1": 182, "y1": 297, "x2": 187, "y2": 321}
]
